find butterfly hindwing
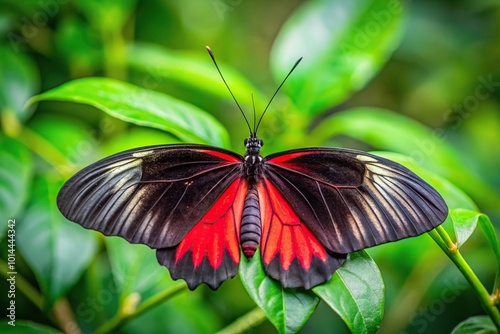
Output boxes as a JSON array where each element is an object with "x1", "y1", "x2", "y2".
[
  {"x1": 257, "y1": 180, "x2": 346, "y2": 289},
  {"x1": 263, "y1": 148, "x2": 448, "y2": 255},
  {"x1": 157, "y1": 178, "x2": 248, "y2": 290}
]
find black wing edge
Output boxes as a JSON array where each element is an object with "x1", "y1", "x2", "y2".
[
  {"x1": 156, "y1": 248, "x2": 239, "y2": 290},
  {"x1": 265, "y1": 252, "x2": 346, "y2": 289}
]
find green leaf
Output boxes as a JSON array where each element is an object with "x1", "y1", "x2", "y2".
[
  {"x1": 0, "y1": 135, "x2": 32, "y2": 237},
  {"x1": 122, "y1": 291, "x2": 220, "y2": 334},
  {"x1": 105, "y1": 237, "x2": 220, "y2": 333},
  {"x1": 127, "y1": 43, "x2": 265, "y2": 109},
  {"x1": 310, "y1": 107, "x2": 498, "y2": 208},
  {"x1": 450, "y1": 209, "x2": 481, "y2": 248},
  {"x1": 105, "y1": 236, "x2": 176, "y2": 298},
  {"x1": 313, "y1": 251, "x2": 384, "y2": 334},
  {"x1": 450, "y1": 209, "x2": 500, "y2": 293},
  {"x1": 0, "y1": 46, "x2": 39, "y2": 121},
  {"x1": 27, "y1": 114, "x2": 101, "y2": 173},
  {"x1": 450, "y1": 315, "x2": 497, "y2": 334},
  {"x1": 27, "y1": 77, "x2": 230, "y2": 147},
  {"x1": 239, "y1": 253, "x2": 319, "y2": 334},
  {"x1": 0, "y1": 320, "x2": 62, "y2": 333},
  {"x1": 17, "y1": 177, "x2": 98, "y2": 309},
  {"x1": 271, "y1": 0, "x2": 404, "y2": 114}
]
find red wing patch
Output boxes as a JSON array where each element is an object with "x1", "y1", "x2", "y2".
[
  {"x1": 199, "y1": 149, "x2": 242, "y2": 162},
  {"x1": 156, "y1": 178, "x2": 248, "y2": 290},
  {"x1": 257, "y1": 180, "x2": 345, "y2": 289}
]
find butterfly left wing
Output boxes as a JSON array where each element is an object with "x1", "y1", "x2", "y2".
[
  {"x1": 57, "y1": 144, "x2": 245, "y2": 289},
  {"x1": 263, "y1": 147, "x2": 448, "y2": 256}
]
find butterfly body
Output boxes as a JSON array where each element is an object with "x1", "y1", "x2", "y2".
[{"x1": 239, "y1": 186, "x2": 261, "y2": 258}]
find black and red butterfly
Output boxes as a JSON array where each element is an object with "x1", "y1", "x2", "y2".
[{"x1": 57, "y1": 47, "x2": 448, "y2": 290}]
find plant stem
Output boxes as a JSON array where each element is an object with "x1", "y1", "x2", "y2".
[
  {"x1": 95, "y1": 283, "x2": 188, "y2": 334},
  {"x1": 215, "y1": 307, "x2": 267, "y2": 334},
  {"x1": 429, "y1": 227, "x2": 500, "y2": 330},
  {"x1": 101, "y1": 27, "x2": 127, "y2": 81},
  {"x1": 53, "y1": 298, "x2": 83, "y2": 334}
]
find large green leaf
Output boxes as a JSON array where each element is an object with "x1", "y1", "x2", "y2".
[
  {"x1": 450, "y1": 315, "x2": 497, "y2": 334},
  {"x1": 310, "y1": 107, "x2": 498, "y2": 208},
  {"x1": 105, "y1": 237, "x2": 177, "y2": 298},
  {"x1": 313, "y1": 251, "x2": 384, "y2": 334},
  {"x1": 239, "y1": 253, "x2": 319, "y2": 334},
  {"x1": 105, "y1": 237, "x2": 220, "y2": 333},
  {"x1": 271, "y1": 0, "x2": 404, "y2": 114},
  {"x1": 0, "y1": 135, "x2": 32, "y2": 236},
  {"x1": 127, "y1": 43, "x2": 265, "y2": 110},
  {"x1": 17, "y1": 177, "x2": 98, "y2": 309},
  {"x1": 122, "y1": 289, "x2": 221, "y2": 334},
  {"x1": 0, "y1": 46, "x2": 39, "y2": 121},
  {"x1": 27, "y1": 114, "x2": 103, "y2": 174},
  {"x1": 27, "y1": 77, "x2": 230, "y2": 147}
]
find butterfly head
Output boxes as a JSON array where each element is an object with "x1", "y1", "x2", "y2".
[{"x1": 244, "y1": 134, "x2": 263, "y2": 155}]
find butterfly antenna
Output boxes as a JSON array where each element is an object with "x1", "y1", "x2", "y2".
[
  {"x1": 251, "y1": 93, "x2": 256, "y2": 134},
  {"x1": 255, "y1": 57, "x2": 303, "y2": 133},
  {"x1": 206, "y1": 46, "x2": 252, "y2": 134}
]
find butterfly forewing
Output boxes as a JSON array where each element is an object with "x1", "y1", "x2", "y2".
[
  {"x1": 263, "y1": 148, "x2": 448, "y2": 255},
  {"x1": 57, "y1": 144, "x2": 244, "y2": 258}
]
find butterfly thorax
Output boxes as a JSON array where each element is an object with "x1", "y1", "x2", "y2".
[{"x1": 243, "y1": 135, "x2": 264, "y2": 184}]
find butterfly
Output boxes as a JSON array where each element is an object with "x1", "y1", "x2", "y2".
[{"x1": 57, "y1": 47, "x2": 448, "y2": 290}]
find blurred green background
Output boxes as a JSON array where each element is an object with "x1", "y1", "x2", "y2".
[{"x1": 1, "y1": 0, "x2": 499, "y2": 333}]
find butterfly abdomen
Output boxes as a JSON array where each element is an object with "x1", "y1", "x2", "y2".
[{"x1": 240, "y1": 187, "x2": 261, "y2": 259}]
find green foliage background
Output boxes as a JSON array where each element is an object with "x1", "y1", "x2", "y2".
[{"x1": 0, "y1": 0, "x2": 499, "y2": 333}]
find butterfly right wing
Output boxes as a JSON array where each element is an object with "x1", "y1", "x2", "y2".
[
  {"x1": 263, "y1": 147, "x2": 448, "y2": 255},
  {"x1": 58, "y1": 144, "x2": 243, "y2": 249}
]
